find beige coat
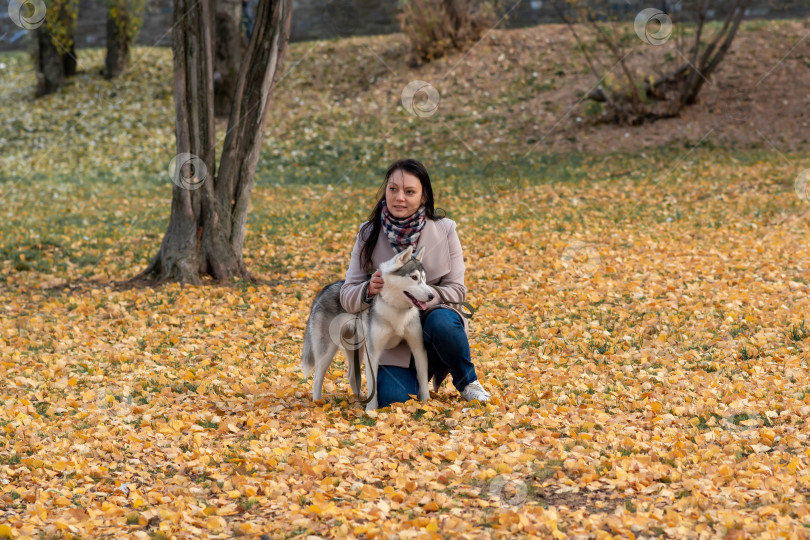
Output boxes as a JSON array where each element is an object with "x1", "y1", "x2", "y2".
[{"x1": 339, "y1": 218, "x2": 469, "y2": 368}]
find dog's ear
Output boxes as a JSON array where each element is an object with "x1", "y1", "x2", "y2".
[
  {"x1": 395, "y1": 246, "x2": 414, "y2": 266},
  {"x1": 413, "y1": 246, "x2": 425, "y2": 262}
]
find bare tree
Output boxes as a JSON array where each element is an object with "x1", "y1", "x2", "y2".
[
  {"x1": 556, "y1": 0, "x2": 751, "y2": 125},
  {"x1": 134, "y1": 0, "x2": 293, "y2": 284}
]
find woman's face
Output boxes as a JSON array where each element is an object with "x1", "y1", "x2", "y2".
[{"x1": 385, "y1": 170, "x2": 425, "y2": 219}]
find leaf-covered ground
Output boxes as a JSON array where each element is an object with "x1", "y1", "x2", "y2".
[{"x1": 1, "y1": 19, "x2": 810, "y2": 540}]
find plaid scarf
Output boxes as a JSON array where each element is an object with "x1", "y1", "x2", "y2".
[{"x1": 381, "y1": 200, "x2": 426, "y2": 253}]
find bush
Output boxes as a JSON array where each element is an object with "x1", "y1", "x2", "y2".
[{"x1": 397, "y1": 0, "x2": 499, "y2": 65}]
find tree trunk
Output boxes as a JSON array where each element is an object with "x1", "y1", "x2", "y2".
[
  {"x1": 34, "y1": 28, "x2": 64, "y2": 96},
  {"x1": 34, "y1": 0, "x2": 77, "y2": 97},
  {"x1": 63, "y1": 43, "x2": 77, "y2": 77},
  {"x1": 105, "y1": 0, "x2": 131, "y2": 79},
  {"x1": 214, "y1": 0, "x2": 243, "y2": 117},
  {"x1": 680, "y1": 0, "x2": 750, "y2": 106},
  {"x1": 135, "y1": 0, "x2": 292, "y2": 285}
]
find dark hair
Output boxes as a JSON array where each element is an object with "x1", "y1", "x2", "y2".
[{"x1": 359, "y1": 158, "x2": 445, "y2": 273}]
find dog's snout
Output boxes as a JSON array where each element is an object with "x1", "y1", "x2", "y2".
[{"x1": 428, "y1": 293, "x2": 434, "y2": 301}]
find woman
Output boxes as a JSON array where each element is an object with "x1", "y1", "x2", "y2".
[{"x1": 340, "y1": 158, "x2": 490, "y2": 408}]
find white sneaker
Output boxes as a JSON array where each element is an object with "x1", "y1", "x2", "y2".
[{"x1": 460, "y1": 380, "x2": 491, "y2": 402}]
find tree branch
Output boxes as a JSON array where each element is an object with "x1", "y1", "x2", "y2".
[
  {"x1": 585, "y1": 12, "x2": 642, "y2": 105},
  {"x1": 683, "y1": 0, "x2": 751, "y2": 104},
  {"x1": 553, "y1": 1, "x2": 602, "y2": 83}
]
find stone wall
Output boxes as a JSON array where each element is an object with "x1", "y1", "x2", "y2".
[{"x1": 1, "y1": 0, "x2": 807, "y2": 53}]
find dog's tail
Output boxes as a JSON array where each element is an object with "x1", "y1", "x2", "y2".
[{"x1": 301, "y1": 320, "x2": 316, "y2": 377}]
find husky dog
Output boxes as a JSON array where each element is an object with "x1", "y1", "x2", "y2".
[{"x1": 301, "y1": 246, "x2": 435, "y2": 411}]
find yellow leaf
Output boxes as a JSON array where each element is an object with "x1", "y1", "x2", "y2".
[
  {"x1": 360, "y1": 485, "x2": 379, "y2": 500},
  {"x1": 760, "y1": 428, "x2": 776, "y2": 444},
  {"x1": 787, "y1": 458, "x2": 800, "y2": 473},
  {"x1": 22, "y1": 458, "x2": 44, "y2": 469},
  {"x1": 206, "y1": 516, "x2": 225, "y2": 531}
]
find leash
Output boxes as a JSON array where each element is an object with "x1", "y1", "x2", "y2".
[
  {"x1": 350, "y1": 315, "x2": 376, "y2": 405},
  {"x1": 429, "y1": 286, "x2": 477, "y2": 320}
]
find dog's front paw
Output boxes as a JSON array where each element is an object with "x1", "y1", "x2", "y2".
[
  {"x1": 364, "y1": 399, "x2": 378, "y2": 412},
  {"x1": 418, "y1": 390, "x2": 430, "y2": 402}
]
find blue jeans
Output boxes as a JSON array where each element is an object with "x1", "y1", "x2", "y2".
[{"x1": 376, "y1": 308, "x2": 479, "y2": 408}]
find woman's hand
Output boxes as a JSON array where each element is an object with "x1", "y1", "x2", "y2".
[{"x1": 367, "y1": 270, "x2": 384, "y2": 296}]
